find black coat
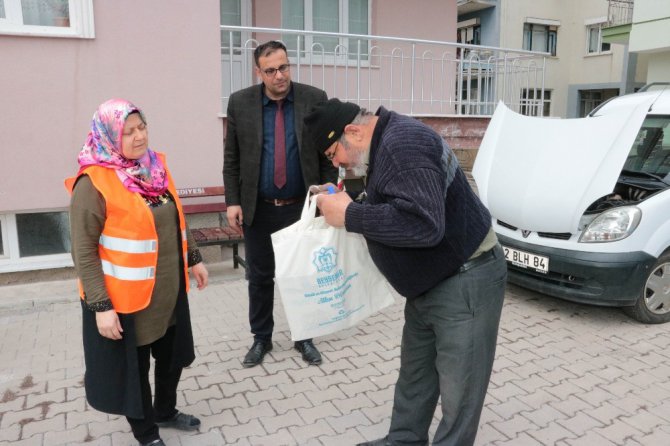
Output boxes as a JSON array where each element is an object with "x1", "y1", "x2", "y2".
[{"x1": 81, "y1": 289, "x2": 194, "y2": 419}]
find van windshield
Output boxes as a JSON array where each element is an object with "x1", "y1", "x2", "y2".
[{"x1": 623, "y1": 115, "x2": 670, "y2": 179}]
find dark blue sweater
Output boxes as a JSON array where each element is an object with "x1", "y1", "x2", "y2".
[{"x1": 345, "y1": 107, "x2": 492, "y2": 298}]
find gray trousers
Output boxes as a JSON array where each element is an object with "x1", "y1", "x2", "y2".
[{"x1": 388, "y1": 245, "x2": 507, "y2": 446}]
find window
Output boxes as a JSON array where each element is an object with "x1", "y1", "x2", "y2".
[
  {"x1": 0, "y1": 211, "x2": 73, "y2": 273},
  {"x1": 520, "y1": 89, "x2": 551, "y2": 117},
  {"x1": 580, "y1": 90, "x2": 602, "y2": 117},
  {"x1": 586, "y1": 24, "x2": 611, "y2": 54},
  {"x1": 579, "y1": 89, "x2": 618, "y2": 117},
  {"x1": 457, "y1": 18, "x2": 481, "y2": 59},
  {"x1": 523, "y1": 23, "x2": 557, "y2": 56},
  {"x1": 281, "y1": 0, "x2": 370, "y2": 60},
  {"x1": 457, "y1": 19, "x2": 481, "y2": 46},
  {"x1": 220, "y1": 0, "x2": 241, "y2": 54},
  {"x1": 17, "y1": 212, "x2": 71, "y2": 257},
  {"x1": 0, "y1": 217, "x2": 5, "y2": 258},
  {"x1": 624, "y1": 117, "x2": 670, "y2": 177},
  {"x1": 0, "y1": 0, "x2": 94, "y2": 38}
]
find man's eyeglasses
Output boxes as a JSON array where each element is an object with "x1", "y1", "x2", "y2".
[
  {"x1": 262, "y1": 64, "x2": 290, "y2": 77},
  {"x1": 325, "y1": 142, "x2": 341, "y2": 161}
]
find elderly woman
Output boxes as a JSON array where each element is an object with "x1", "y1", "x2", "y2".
[{"x1": 65, "y1": 99, "x2": 208, "y2": 446}]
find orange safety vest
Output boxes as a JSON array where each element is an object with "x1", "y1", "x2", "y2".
[{"x1": 64, "y1": 153, "x2": 189, "y2": 314}]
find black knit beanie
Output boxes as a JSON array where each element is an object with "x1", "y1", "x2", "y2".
[{"x1": 304, "y1": 99, "x2": 361, "y2": 153}]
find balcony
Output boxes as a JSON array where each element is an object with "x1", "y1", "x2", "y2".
[
  {"x1": 221, "y1": 26, "x2": 548, "y2": 117},
  {"x1": 457, "y1": 0, "x2": 497, "y2": 15},
  {"x1": 607, "y1": 0, "x2": 634, "y2": 26},
  {"x1": 602, "y1": 0, "x2": 634, "y2": 44}
]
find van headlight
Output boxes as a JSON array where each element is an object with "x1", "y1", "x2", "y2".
[{"x1": 579, "y1": 206, "x2": 641, "y2": 243}]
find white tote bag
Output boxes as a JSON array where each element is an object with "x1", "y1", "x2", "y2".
[{"x1": 271, "y1": 192, "x2": 396, "y2": 341}]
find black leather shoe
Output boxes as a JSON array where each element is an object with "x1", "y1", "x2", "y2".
[
  {"x1": 356, "y1": 438, "x2": 392, "y2": 446},
  {"x1": 140, "y1": 439, "x2": 166, "y2": 446},
  {"x1": 243, "y1": 340, "x2": 272, "y2": 368},
  {"x1": 294, "y1": 340, "x2": 322, "y2": 365},
  {"x1": 156, "y1": 411, "x2": 200, "y2": 431}
]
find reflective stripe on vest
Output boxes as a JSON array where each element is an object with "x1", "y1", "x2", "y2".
[
  {"x1": 99, "y1": 234, "x2": 157, "y2": 254},
  {"x1": 101, "y1": 260, "x2": 156, "y2": 281}
]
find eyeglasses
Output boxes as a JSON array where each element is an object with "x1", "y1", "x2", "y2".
[
  {"x1": 325, "y1": 142, "x2": 341, "y2": 161},
  {"x1": 262, "y1": 64, "x2": 290, "y2": 77}
]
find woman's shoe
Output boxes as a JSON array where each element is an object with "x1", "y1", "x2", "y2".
[
  {"x1": 156, "y1": 411, "x2": 201, "y2": 431},
  {"x1": 140, "y1": 439, "x2": 165, "y2": 446}
]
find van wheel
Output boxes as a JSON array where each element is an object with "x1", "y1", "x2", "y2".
[{"x1": 623, "y1": 252, "x2": 670, "y2": 324}]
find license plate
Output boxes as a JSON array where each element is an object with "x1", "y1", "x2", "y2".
[{"x1": 502, "y1": 245, "x2": 549, "y2": 273}]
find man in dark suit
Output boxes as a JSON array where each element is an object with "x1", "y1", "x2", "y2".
[{"x1": 223, "y1": 41, "x2": 336, "y2": 367}]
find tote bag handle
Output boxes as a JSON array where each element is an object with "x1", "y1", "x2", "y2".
[{"x1": 297, "y1": 189, "x2": 320, "y2": 231}]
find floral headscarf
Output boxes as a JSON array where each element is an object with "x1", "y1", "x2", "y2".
[{"x1": 77, "y1": 98, "x2": 167, "y2": 197}]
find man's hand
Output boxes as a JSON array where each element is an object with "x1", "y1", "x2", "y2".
[
  {"x1": 96, "y1": 309, "x2": 123, "y2": 340},
  {"x1": 316, "y1": 191, "x2": 352, "y2": 227},
  {"x1": 226, "y1": 205, "x2": 244, "y2": 235},
  {"x1": 191, "y1": 262, "x2": 209, "y2": 290},
  {"x1": 308, "y1": 183, "x2": 338, "y2": 195}
]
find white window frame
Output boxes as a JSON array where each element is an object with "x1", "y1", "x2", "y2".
[
  {"x1": 0, "y1": 213, "x2": 9, "y2": 260},
  {"x1": 523, "y1": 18, "x2": 559, "y2": 57},
  {"x1": 0, "y1": 0, "x2": 94, "y2": 38},
  {"x1": 282, "y1": 0, "x2": 371, "y2": 65},
  {"x1": 220, "y1": 0, "x2": 253, "y2": 113},
  {"x1": 0, "y1": 211, "x2": 74, "y2": 273},
  {"x1": 520, "y1": 88, "x2": 551, "y2": 117},
  {"x1": 457, "y1": 18, "x2": 481, "y2": 46},
  {"x1": 220, "y1": 0, "x2": 251, "y2": 54},
  {"x1": 585, "y1": 17, "x2": 611, "y2": 55}
]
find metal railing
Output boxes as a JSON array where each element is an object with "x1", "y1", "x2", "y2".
[
  {"x1": 607, "y1": 0, "x2": 634, "y2": 27},
  {"x1": 220, "y1": 26, "x2": 548, "y2": 117}
]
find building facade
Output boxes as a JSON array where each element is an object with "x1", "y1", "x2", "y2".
[
  {"x1": 457, "y1": 0, "x2": 648, "y2": 118},
  {"x1": 1, "y1": 0, "x2": 463, "y2": 274},
  {"x1": 603, "y1": 0, "x2": 670, "y2": 85}
]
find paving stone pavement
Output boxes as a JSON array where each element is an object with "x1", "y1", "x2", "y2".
[{"x1": 1, "y1": 264, "x2": 670, "y2": 446}]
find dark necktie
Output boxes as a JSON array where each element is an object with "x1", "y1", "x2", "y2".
[{"x1": 274, "y1": 100, "x2": 286, "y2": 189}]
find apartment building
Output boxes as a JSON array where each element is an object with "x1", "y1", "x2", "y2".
[
  {"x1": 604, "y1": 0, "x2": 670, "y2": 85},
  {"x1": 457, "y1": 0, "x2": 648, "y2": 118}
]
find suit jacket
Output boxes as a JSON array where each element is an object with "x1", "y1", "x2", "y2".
[{"x1": 223, "y1": 82, "x2": 336, "y2": 225}]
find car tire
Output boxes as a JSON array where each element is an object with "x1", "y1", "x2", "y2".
[{"x1": 623, "y1": 251, "x2": 670, "y2": 324}]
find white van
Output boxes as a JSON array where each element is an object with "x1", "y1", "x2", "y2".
[{"x1": 473, "y1": 85, "x2": 670, "y2": 323}]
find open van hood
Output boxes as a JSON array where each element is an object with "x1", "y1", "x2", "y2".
[{"x1": 473, "y1": 100, "x2": 653, "y2": 233}]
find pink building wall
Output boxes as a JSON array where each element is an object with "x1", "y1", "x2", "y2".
[
  {"x1": 372, "y1": 0, "x2": 456, "y2": 41},
  {"x1": 0, "y1": 0, "x2": 223, "y2": 213},
  {"x1": 251, "y1": 0, "x2": 457, "y2": 40}
]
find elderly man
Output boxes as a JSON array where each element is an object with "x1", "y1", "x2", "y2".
[{"x1": 304, "y1": 99, "x2": 507, "y2": 446}]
